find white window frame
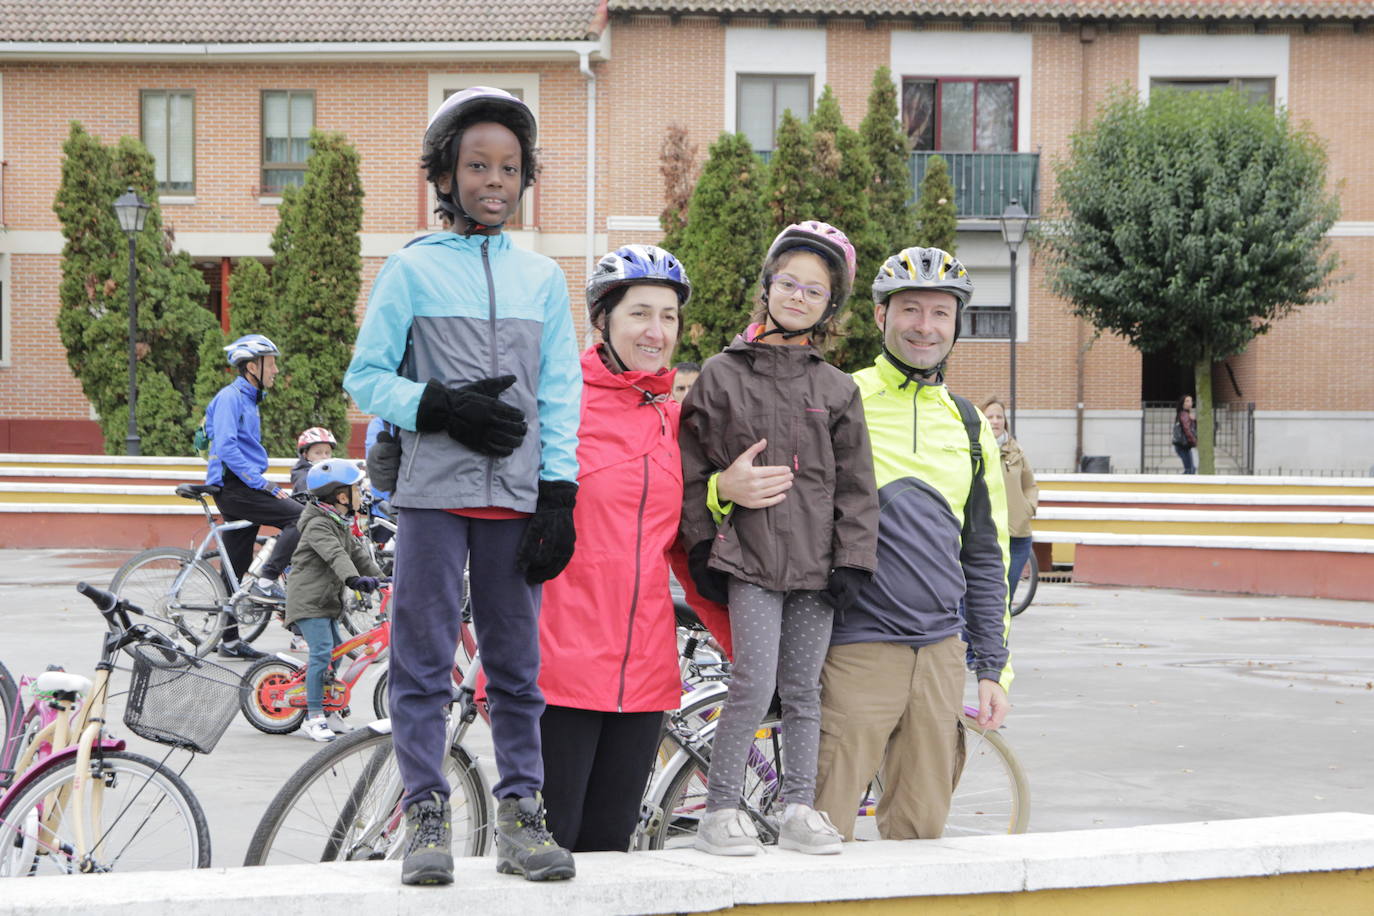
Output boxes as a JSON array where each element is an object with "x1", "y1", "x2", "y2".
[
  {"x1": 724, "y1": 27, "x2": 825, "y2": 143},
  {"x1": 426, "y1": 72, "x2": 540, "y2": 232},
  {"x1": 1138, "y1": 34, "x2": 1289, "y2": 107}
]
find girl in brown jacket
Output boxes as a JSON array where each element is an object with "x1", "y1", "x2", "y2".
[{"x1": 679, "y1": 221, "x2": 879, "y2": 857}]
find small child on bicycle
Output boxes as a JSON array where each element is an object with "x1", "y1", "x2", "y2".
[
  {"x1": 286, "y1": 459, "x2": 384, "y2": 742},
  {"x1": 291, "y1": 427, "x2": 338, "y2": 494}
]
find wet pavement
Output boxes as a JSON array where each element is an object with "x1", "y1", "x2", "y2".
[{"x1": 0, "y1": 549, "x2": 1370, "y2": 867}]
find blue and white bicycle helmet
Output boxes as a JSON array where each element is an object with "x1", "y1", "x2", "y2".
[
  {"x1": 224, "y1": 334, "x2": 280, "y2": 367},
  {"x1": 306, "y1": 459, "x2": 364, "y2": 500},
  {"x1": 586, "y1": 245, "x2": 692, "y2": 323}
]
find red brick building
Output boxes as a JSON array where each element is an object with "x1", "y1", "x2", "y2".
[{"x1": 1, "y1": 0, "x2": 1371, "y2": 472}]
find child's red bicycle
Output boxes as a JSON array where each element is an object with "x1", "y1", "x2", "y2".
[{"x1": 238, "y1": 585, "x2": 391, "y2": 735}]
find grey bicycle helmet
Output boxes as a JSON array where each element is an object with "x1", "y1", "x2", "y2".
[{"x1": 872, "y1": 246, "x2": 974, "y2": 309}]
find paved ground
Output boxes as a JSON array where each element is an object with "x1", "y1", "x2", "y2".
[{"x1": 1, "y1": 549, "x2": 1371, "y2": 868}]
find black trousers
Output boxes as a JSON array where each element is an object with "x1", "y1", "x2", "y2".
[
  {"x1": 539, "y1": 705, "x2": 664, "y2": 852},
  {"x1": 213, "y1": 473, "x2": 303, "y2": 641}
]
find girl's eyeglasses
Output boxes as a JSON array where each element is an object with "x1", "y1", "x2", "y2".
[{"x1": 771, "y1": 275, "x2": 830, "y2": 306}]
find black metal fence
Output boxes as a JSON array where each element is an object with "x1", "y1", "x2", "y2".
[{"x1": 1140, "y1": 400, "x2": 1254, "y2": 474}]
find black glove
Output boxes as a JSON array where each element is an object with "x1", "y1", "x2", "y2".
[
  {"x1": 366, "y1": 429, "x2": 401, "y2": 493},
  {"x1": 687, "y1": 540, "x2": 731, "y2": 605},
  {"x1": 516, "y1": 480, "x2": 578, "y2": 584},
  {"x1": 345, "y1": 575, "x2": 381, "y2": 593},
  {"x1": 824, "y1": 567, "x2": 871, "y2": 616},
  {"x1": 416, "y1": 376, "x2": 527, "y2": 458}
]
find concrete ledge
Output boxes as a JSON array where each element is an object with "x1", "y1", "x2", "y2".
[
  {"x1": 1034, "y1": 531, "x2": 1374, "y2": 553},
  {"x1": 4, "y1": 814, "x2": 1373, "y2": 915}
]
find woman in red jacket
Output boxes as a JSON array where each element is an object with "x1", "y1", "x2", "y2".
[{"x1": 536, "y1": 245, "x2": 694, "y2": 852}]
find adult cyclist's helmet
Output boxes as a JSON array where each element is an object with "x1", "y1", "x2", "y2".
[
  {"x1": 224, "y1": 334, "x2": 280, "y2": 367},
  {"x1": 296, "y1": 427, "x2": 337, "y2": 456},
  {"x1": 306, "y1": 459, "x2": 364, "y2": 501},
  {"x1": 424, "y1": 87, "x2": 537, "y2": 232},
  {"x1": 758, "y1": 221, "x2": 857, "y2": 340},
  {"x1": 872, "y1": 246, "x2": 974, "y2": 344},
  {"x1": 586, "y1": 245, "x2": 692, "y2": 323}
]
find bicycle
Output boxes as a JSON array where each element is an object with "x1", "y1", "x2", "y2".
[
  {"x1": 107, "y1": 483, "x2": 293, "y2": 661},
  {"x1": 238, "y1": 584, "x2": 393, "y2": 734},
  {"x1": 242, "y1": 652, "x2": 490, "y2": 866},
  {"x1": 1010, "y1": 550, "x2": 1039, "y2": 617},
  {"x1": 0, "y1": 583, "x2": 240, "y2": 876}
]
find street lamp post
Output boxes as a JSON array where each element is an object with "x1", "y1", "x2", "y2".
[
  {"x1": 113, "y1": 188, "x2": 151, "y2": 457},
  {"x1": 999, "y1": 199, "x2": 1031, "y2": 435}
]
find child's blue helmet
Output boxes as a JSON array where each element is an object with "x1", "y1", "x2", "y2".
[{"x1": 306, "y1": 459, "x2": 364, "y2": 500}]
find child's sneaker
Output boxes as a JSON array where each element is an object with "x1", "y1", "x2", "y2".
[
  {"x1": 401, "y1": 792, "x2": 453, "y2": 886},
  {"x1": 778, "y1": 803, "x2": 843, "y2": 855},
  {"x1": 694, "y1": 808, "x2": 762, "y2": 856},
  {"x1": 302, "y1": 715, "x2": 336, "y2": 743},
  {"x1": 494, "y1": 793, "x2": 575, "y2": 881}
]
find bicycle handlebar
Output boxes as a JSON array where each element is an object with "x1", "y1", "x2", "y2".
[
  {"x1": 77, "y1": 581, "x2": 142, "y2": 616},
  {"x1": 77, "y1": 582, "x2": 184, "y2": 664}
]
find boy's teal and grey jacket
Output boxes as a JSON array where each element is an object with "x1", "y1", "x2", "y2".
[{"x1": 344, "y1": 232, "x2": 581, "y2": 510}]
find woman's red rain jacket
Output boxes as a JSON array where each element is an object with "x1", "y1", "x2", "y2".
[{"x1": 536, "y1": 346, "x2": 686, "y2": 713}]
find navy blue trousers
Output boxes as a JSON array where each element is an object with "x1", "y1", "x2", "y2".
[{"x1": 389, "y1": 509, "x2": 544, "y2": 807}]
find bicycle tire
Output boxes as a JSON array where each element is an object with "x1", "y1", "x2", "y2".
[
  {"x1": 1009, "y1": 550, "x2": 1039, "y2": 618},
  {"x1": 243, "y1": 724, "x2": 490, "y2": 866},
  {"x1": 109, "y1": 548, "x2": 228, "y2": 663},
  {"x1": 372, "y1": 669, "x2": 389, "y2": 720},
  {"x1": 0, "y1": 659, "x2": 18, "y2": 782},
  {"x1": 238, "y1": 657, "x2": 307, "y2": 734},
  {"x1": 0, "y1": 749, "x2": 210, "y2": 876},
  {"x1": 947, "y1": 717, "x2": 1031, "y2": 836}
]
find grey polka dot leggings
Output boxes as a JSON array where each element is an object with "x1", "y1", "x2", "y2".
[{"x1": 704, "y1": 578, "x2": 834, "y2": 812}]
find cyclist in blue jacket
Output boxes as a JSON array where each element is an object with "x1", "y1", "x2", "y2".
[
  {"x1": 344, "y1": 87, "x2": 581, "y2": 887},
  {"x1": 204, "y1": 333, "x2": 301, "y2": 660}
]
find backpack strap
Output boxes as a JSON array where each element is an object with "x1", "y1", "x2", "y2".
[{"x1": 951, "y1": 393, "x2": 986, "y2": 539}]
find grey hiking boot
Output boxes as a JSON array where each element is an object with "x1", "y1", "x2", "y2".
[
  {"x1": 401, "y1": 792, "x2": 453, "y2": 886},
  {"x1": 778, "y1": 803, "x2": 843, "y2": 855},
  {"x1": 494, "y1": 793, "x2": 575, "y2": 881},
  {"x1": 694, "y1": 807, "x2": 762, "y2": 856}
]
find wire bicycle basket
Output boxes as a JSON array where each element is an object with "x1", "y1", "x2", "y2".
[{"x1": 123, "y1": 650, "x2": 240, "y2": 754}]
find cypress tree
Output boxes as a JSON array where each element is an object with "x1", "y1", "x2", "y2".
[
  {"x1": 807, "y1": 87, "x2": 884, "y2": 373},
  {"x1": 860, "y1": 67, "x2": 919, "y2": 254},
  {"x1": 672, "y1": 133, "x2": 769, "y2": 363},
  {"x1": 764, "y1": 109, "x2": 818, "y2": 228},
  {"x1": 53, "y1": 122, "x2": 215, "y2": 455},
  {"x1": 912, "y1": 154, "x2": 959, "y2": 252}
]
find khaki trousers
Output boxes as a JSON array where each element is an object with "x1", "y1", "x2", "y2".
[{"x1": 813, "y1": 636, "x2": 967, "y2": 841}]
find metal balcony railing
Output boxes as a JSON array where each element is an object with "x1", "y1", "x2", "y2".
[
  {"x1": 751, "y1": 149, "x2": 1040, "y2": 220},
  {"x1": 909, "y1": 151, "x2": 1040, "y2": 219}
]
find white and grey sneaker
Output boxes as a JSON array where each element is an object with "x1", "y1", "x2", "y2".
[
  {"x1": 694, "y1": 808, "x2": 763, "y2": 856},
  {"x1": 778, "y1": 804, "x2": 843, "y2": 855},
  {"x1": 303, "y1": 715, "x2": 336, "y2": 743}
]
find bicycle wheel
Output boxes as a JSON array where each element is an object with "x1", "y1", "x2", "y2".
[
  {"x1": 0, "y1": 660, "x2": 18, "y2": 780},
  {"x1": 339, "y1": 586, "x2": 380, "y2": 639},
  {"x1": 243, "y1": 724, "x2": 489, "y2": 866},
  {"x1": 643, "y1": 713, "x2": 785, "y2": 850},
  {"x1": 372, "y1": 669, "x2": 389, "y2": 720},
  {"x1": 238, "y1": 658, "x2": 307, "y2": 735},
  {"x1": 946, "y1": 717, "x2": 1030, "y2": 835},
  {"x1": 0, "y1": 749, "x2": 210, "y2": 876},
  {"x1": 109, "y1": 548, "x2": 228, "y2": 662},
  {"x1": 1009, "y1": 550, "x2": 1039, "y2": 618}
]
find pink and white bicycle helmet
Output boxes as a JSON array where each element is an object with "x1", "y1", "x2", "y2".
[
  {"x1": 758, "y1": 221, "x2": 857, "y2": 339},
  {"x1": 296, "y1": 427, "x2": 337, "y2": 456}
]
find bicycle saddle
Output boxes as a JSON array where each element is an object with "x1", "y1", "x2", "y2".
[
  {"x1": 34, "y1": 670, "x2": 93, "y2": 699},
  {"x1": 176, "y1": 483, "x2": 222, "y2": 499}
]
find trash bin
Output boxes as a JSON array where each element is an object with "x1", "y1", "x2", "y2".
[{"x1": 1079, "y1": 455, "x2": 1110, "y2": 474}]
